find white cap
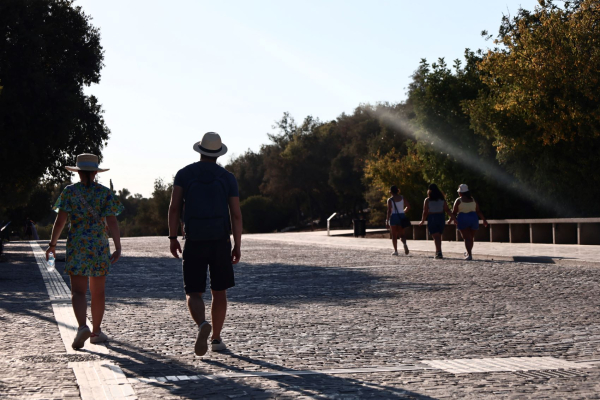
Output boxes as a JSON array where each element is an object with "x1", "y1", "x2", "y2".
[{"x1": 457, "y1": 184, "x2": 469, "y2": 193}]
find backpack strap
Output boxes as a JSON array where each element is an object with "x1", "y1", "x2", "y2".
[{"x1": 184, "y1": 164, "x2": 227, "y2": 196}]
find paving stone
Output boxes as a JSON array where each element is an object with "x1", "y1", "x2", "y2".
[
  {"x1": 0, "y1": 242, "x2": 80, "y2": 399},
  {"x1": 2, "y1": 238, "x2": 600, "y2": 398}
]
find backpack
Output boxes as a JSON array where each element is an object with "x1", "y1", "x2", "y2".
[{"x1": 183, "y1": 165, "x2": 229, "y2": 241}]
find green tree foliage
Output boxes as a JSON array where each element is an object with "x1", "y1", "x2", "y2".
[
  {"x1": 1, "y1": 185, "x2": 52, "y2": 236},
  {"x1": 466, "y1": 0, "x2": 600, "y2": 216},
  {"x1": 364, "y1": 145, "x2": 427, "y2": 222},
  {"x1": 226, "y1": 150, "x2": 265, "y2": 200},
  {"x1": 403, "y1": 53, "x2": 532, "y2": 218},
  {"x1": 0, "y1": 0, "x2": 110, "y2": 210},
  {"x1": 225, "y1": 105, "x2": 417, "y2": 231},
  {"x1": 240, "y1": 196, "x2": 290, "y2": 233},
  {"x1": 10, "y1": 0, "x2": 599, "y2": 236},
  {"x1": 474, "y1": 0, "x2": 600, "y2": 145},
  {"x1": 3, "y1": 181, "x2": 68, "y2": 239},
  {"x1": 116, "y1": 179, "x2": 171, "y2": 237},
  {"x1": 261, "y1": 115, "x2": 340, "y2": 224},
  {"x1": 328, "y1": 151, "x2": 364, "y2": 212}
]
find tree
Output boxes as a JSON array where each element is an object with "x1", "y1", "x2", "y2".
[
  {"x1": 364, "y1": 146, "x2": 428, "y2": 222},
  {"x1": 334, "y1": 103, "x2": 416, "y2": 218},
  {"x1": 240, "y1": 196, "x2": 289, "y2": 233},
  {"x1": 0, "y1": 0, "x2": 109, "y2": 210},
  {"x1": 225, "y1": 150, "x2": 265, "y2": 200},
  {"x1": 407, "y1": 54, "x2": 495, "y2": 190},
  {"x1": 466, "y1": 0, "x2": 600, "y2": 216},
  {"x1": 261, "y1": 114, "x2": 339, "y2": 225},
  {"x1": 328, "y1": 151, "x2": 365, "y2": 213},
  {"x1": 364, "y1": 52, "x2": 539, "y2": 219},
  {"x1": 472, "y1": 0, "x2": 600, "y2": 146}
]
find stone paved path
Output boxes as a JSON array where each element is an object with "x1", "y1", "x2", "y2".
[
  {"x1": 250, "y1": 230, "x2": 600, "y2": 264},
  {"x1": 0, "y1": 242, "x2": 83, "y2": 399},
  {"x1": 1, "y1": 237, "x2": 600, "y2": 399}
]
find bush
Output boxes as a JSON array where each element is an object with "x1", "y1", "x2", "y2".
[
  {"x1": 35, "y1": 223, "x2": 67, "y2": 240},
  {"x1": 240, "y1": 195, "x2": 289, "y2": 233}
]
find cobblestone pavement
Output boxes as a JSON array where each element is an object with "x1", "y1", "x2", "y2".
[
  {"x1": 0, "y1": 243, "x2": 90, "y2": 399},
  {"x1": 249, "y1": 231, "x2": 600, "y2": 264},
  {"x1": 1, "y1": 237, "x2": 600, "y2": 399}
]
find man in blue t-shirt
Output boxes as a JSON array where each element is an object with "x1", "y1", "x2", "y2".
[{"x1": 168, "y1": 132, "x2": 243, "y2": 356}]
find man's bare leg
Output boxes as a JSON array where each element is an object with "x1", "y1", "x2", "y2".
[
  {"x1": 211, "y1": 289, "x2": 227, "y2": 340},
  {"x1": 187, "y1": 292, "x2": 206, "y2": 325},
  {"x1": 187, "y1": 292, "x2": 211, "y2": 356}
]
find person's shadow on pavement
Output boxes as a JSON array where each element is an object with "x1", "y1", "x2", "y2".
[
  {"x1": 95, "y1": 338, "x2": 439, "y2": 399},
  {"x1": 200, "y1": 349, "x2": 439, "y2": 400}
]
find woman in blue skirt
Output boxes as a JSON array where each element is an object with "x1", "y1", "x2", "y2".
[
  {"x1": 419, "y1": 184, "x2": 456, "y2": 259},
  {"x1": 451, "y1": 184, "x2": 488, "y2": 260},
  {"x1": 386, "y1": 185, "x2": 411, "y2": 256}
]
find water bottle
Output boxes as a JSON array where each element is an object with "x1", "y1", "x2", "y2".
[{"x1": 48, "y1": 252, "x2": 55, "y2": 270}]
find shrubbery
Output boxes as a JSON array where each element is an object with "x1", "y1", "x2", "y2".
[{"x1": 240, "y1": 196, "x2": 290, "y2": 233}]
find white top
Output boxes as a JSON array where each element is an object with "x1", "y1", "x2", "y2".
[
  {"x1": 428, "y1": 199, "x2": 445, "y2": 213},
  {"x1": 391, "y1": 197, "x2": 404, "y2": 214}
]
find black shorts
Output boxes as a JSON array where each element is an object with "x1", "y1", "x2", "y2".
[{"x1": 182, "y1": 236, "x2": 235, "y2": 293}]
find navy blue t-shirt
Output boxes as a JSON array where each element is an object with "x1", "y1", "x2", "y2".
[
  {"x1": 174, "y1": 162, "x2": 239, "y2": 232},
  {"x1": 174, "y1": 162, "x2": 239, "y2": 197}
]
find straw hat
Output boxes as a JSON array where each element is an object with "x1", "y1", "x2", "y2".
[
  {"x1": 65, "y1": 154, "x2": 109, "y2": 172},
  {"x1": 193, "y1": 132, "x2": 228, "y2": 157},
  {"x1": 457, "y1": 183, "x2": 469, "y2": 193}
]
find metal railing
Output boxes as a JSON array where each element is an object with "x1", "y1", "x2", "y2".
[{"x1": 408, "y1": 218, "x2": 600, "y2": 245}]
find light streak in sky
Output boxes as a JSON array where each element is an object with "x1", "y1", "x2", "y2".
[
  {"x1": 243, "y1": 17, "x2": 561, "y2": 215},
  {"x1": 369, "y1": 107, "x2": 562, "y2": 215}
]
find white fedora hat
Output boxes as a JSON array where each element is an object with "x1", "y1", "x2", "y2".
[
  {"x1": 193, "y1": 132, "x2": 228, "y2": 157},
  {"x1": 65, "y1": 154, "x2": 109, "y2": 172}
]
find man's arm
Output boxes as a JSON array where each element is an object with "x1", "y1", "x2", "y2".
[
  {"x1": 168, "y1": 185, "x2": 184, "y2": 258},
  {"x1": 228, "y1": 196, "x2": 242, "y2": 264}
]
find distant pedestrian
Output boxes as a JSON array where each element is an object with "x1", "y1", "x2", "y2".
[
  {"x1": 168, "y1": 132, "x2": 243, "y2": 356},
  {"x1": 24, "y1": 218, "x2": 33, "y2": 240},
  {"x1": 45, "y1": 154, "x2": 123, "y2": 349},
  {"x1": 386, "y1": 185, "x2": 411, "y2": 256},
  {"x1": 419, "y1": 184, "x2": 456, "y2": 259},
  {"x1": 451, "y1": 184, "x2": 488, "y2": 260}
]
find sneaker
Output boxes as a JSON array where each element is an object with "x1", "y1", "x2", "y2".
[
  {"x1": 211, "y1": 339, "x2": 227, "y2": 352},
  {"x1": 403, "y1": 243, "x2": 409, "y2": 255},
  {"x1": 464, "y1": 252, "x2": 472, "y2": 261},
  {"x1": 195, "y1": 321, "x2": 212, "y2": 356},
  {"x1": 72, "y1": 326, "x2": 91, "y2": 350},
  {"x1": 434, "y1": 252, "x2": 443, "y2": 259},
  {"x1": 391, "y1": 251, "x2": 399, "y2": 256},
  {"x1": 90, "y1": 331, "x2": 109, "y2": 344}
]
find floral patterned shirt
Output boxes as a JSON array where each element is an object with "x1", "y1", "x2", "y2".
[{"x1": 54, "y1": 182, "x2": 124, "y2": 276}]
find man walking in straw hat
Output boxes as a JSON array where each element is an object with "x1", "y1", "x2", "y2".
[{"x1": 168, "y1": 132, "x2": 242, "y2": 356}]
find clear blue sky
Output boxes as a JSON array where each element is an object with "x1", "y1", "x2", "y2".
[{"x1": 77, "y1": 0, "x2": 539, "y2": 197}]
